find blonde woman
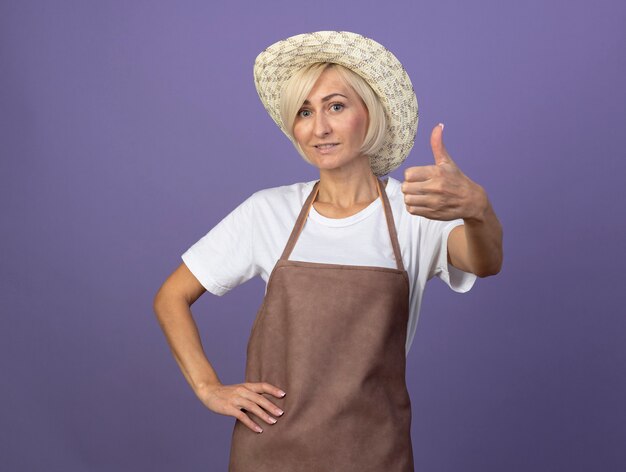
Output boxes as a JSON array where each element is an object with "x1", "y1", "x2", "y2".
[{"x1": 153, "y1": 31, "x2": 502, "y2": 471}]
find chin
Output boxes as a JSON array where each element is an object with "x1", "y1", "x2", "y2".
[{"x1": 322, "y1": 159, "x2": 366, "y2": 174}]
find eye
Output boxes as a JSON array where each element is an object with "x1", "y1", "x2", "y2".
[
  {"x1": 330, "y1": 103, "x2": 344, "y2": 112},
  {"x1": 298, "y1": 109, "x2": 312, "y2": 118}
]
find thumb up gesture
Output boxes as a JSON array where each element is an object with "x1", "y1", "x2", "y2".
[{"x1": 401, "y1": 123, "x2": 487, "y2": 222}]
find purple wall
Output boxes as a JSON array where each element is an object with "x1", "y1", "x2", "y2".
[{"x1": 2, "y1": 0, "x2": 625, "y2": 470}]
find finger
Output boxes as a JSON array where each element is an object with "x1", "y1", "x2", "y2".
[
  {"x1": 245, "y1": 382, "x2": 286, "y2": 417},
  {"x1": 403, "y1": 193, "x2": 439, "y2": 208},
  {"x1": 253, "y1": 394, "x2": 285, "y2": 418},
  {"x1": 405, "y1": 204, "x2": 440, "y2": 219},
  {"x1": 406, "y1": 207, "x2": 439, "y2": 219},
  {"x1": 232, "y1": 408, "x2": 265, "y2": 433},
  {"x1": 405, "y1": 204, "x2": 457, "y2": 221},
  {"x1": 401, "y1": 180, "x2": 432, "y2": 197},
  {"x1": 403, "y1": 193, "x2": 455, "y2": 213},
  {"x1": 246, "y1": 382, "x2": 286, "y2": 399},
  {"x1": 238, "y1": 398, "x2": 279, "y2": 425},
  {"x1": 430, "y1": 123, "x2": 452, "y2": 166},
  {"x1": 404, "y1": 165, "x2": 436, "y2": 183},
  {"x1": 242, "y1": 388, "x2": 285, "y2": 418}
]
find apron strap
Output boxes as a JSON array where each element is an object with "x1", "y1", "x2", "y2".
[
  {"x1": 377, "y1": 177, "x2": 406, "y2": 272},
  {"x1": 280, "y1": 177, "x2": 405, "y2": 272},
  {"x1": 280, "y1": 180, "x2": 321, "y2": 261}
]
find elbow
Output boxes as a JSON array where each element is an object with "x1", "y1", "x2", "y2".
[
  {"x1": 152, "y1": 286, "x2": 174, "y2": 318},
  {"x1": 474, "y1": 257, "x2": 503, "y2": 278},
  {"x1": 152, "y1": 289, "x2": 181, "y2": 330},
  {"x1": 153, "y1": 284, "x2": 195, "y2": 318},
  {"x1": 152, "y1": 289, "x2": 166, "y2": 317},
  {"x1": 475, "y1": 267, "x2": 500, "y2": 278}
]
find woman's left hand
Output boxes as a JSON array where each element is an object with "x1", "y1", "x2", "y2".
[
  {"x1": 401, "y1": 123, "x2": 488, "y2": 222},
  {"x1": 401, "y1": 123, "x2": 503, "y2": 277}
]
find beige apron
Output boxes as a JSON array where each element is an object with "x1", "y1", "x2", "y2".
[{"x1": 229, "y1": 178, "x2": 414, "y2": 471}]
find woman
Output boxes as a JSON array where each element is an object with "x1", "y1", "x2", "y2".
[{"x1": 153, "y1": 31, "x2": 502, "y2": 471}]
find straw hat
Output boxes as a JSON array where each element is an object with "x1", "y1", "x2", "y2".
[{"x1": 253, "y1": 31, "x2": 418, "y2": 176}]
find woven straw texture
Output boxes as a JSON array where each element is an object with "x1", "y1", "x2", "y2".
[{"x1": 254, "y1": 31, "x2": 418, "y2": 176}]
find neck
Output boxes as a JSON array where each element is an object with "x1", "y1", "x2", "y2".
[{"x1": 316, "y1": 156, "x2": 381, "y2": 209}]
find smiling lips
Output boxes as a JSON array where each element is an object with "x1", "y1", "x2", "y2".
[{"x1": 313, "y1": 143, "x2": 339, "y2": 153}]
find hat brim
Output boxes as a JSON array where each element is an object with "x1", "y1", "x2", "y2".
[{"x1": 254, "y1": 31, "x2": 418, "y2": 176}]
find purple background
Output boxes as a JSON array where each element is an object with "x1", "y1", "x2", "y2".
[{"x1": 2, "y1": 0, "x2": 625, "y2": 470}]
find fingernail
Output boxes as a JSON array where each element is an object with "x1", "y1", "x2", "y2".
[
  {"x1": 276, "y1": 409, "x2": 284, "y2": 416},
  {"x1": 439, "y1": 123, "x2": 444, "y2": 130},
  {"x1": 255, "y1": 426, "x2": 263, "y2": 433},
  {"x1": 278, "y1": 390, "x2": 286, "y2": 397},
  {"x1": 269, "y1": 417, "x2": 277, "y2": 424}
]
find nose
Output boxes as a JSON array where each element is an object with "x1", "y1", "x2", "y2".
[{"x1": 313, "y1": 112, "x2": 331, "y2": 138}]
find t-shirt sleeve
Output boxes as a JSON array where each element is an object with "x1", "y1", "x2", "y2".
[
  {"x1": 181, "y1": 193, "x2": 259, "y2": 296},
  {"x1": 422, "y1": 218, "x2": 476, "y2": 293}
]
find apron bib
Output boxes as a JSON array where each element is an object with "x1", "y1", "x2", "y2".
[{"x1": 229, "y1": 178, "x2": 414, "y2": 471}]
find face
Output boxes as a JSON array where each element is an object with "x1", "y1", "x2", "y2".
[{"x1": 292, "y1": 67, "x2": 369, "y2": 174}]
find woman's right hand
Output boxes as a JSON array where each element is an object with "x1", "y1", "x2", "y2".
[{"x1": 196, "y1": 382, "x2": 286, "y2": 433}]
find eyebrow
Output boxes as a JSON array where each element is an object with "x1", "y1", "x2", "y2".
[{"x1": 302, "y1": 93, "x2": 348, "y2": 105}]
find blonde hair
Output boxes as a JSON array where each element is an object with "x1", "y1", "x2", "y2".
[{"x1": 279, "y1": 62, "x2": 387, "y2": 165}]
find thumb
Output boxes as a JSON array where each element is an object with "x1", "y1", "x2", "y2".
[{"x1": 430, "y1": 123, "x2": 452, "y2": 166}]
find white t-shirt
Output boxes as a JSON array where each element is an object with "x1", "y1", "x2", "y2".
[{"x1": 182, "y1": 176, "x2": 476, "y2": 354}]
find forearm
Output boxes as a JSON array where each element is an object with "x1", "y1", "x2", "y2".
[
  {"x1": 153, "y1": 293, "x2": 222, "y2": 394},
  {"x1": 460, "y1": 186, "x2": 503, "y2": 277}
]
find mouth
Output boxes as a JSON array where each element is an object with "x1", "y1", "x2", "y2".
[{"x1": 313, "y1": 143, "x2": 339, "y2": 150}]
